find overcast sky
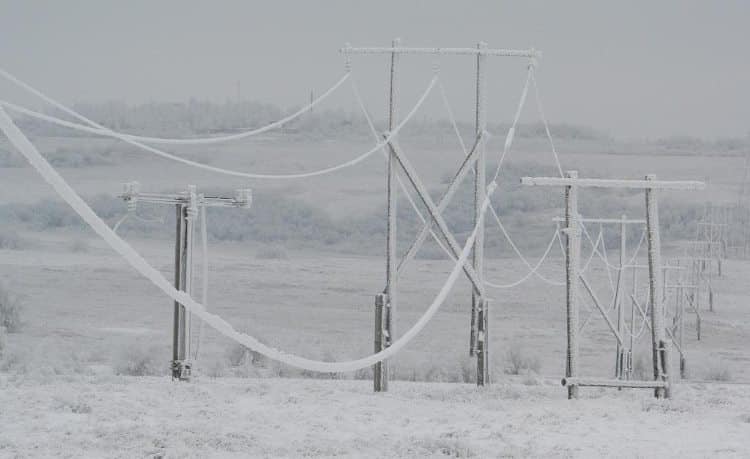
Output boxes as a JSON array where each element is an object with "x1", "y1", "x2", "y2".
[{"x1": 0, "y1": 1, "x2": 748, "y2": 139}]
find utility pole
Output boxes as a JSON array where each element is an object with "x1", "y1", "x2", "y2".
[
  {"x1": 120, "y1": 182, "x2": 252, "y2": 380},
  {"x1": 522, "y1": 174, "x2": 704, "y2": 398},
  {"x1": 341, "y1": 41, "x2": 539, "y2": 391}
]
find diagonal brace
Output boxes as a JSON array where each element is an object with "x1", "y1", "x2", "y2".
[
  {"x1": 384, "y1": 136, "x2": 485, "y2": 295},
  {"x1": 397, "y1": 132, "x2": 486, "y2": 276},
  {"x1": 580, "y1": 275, "x2": 623, "y2": 346}
]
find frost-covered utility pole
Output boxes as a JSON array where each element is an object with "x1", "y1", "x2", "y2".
[
  {"x1": 342, "y1": 40, "x2": 539, "y2": 390},
  {"x1": 522, "y1": 173, "x2": 704, "y2": 399},
  {"x1": 553, "y1": 214, "x2": 646, "y2": 382},
  {"x1": 120, "y1": 182, "x2": 252, "y2": 380},
  {"x1": 473, "y1": 42, "x2": 489, "y2": 386}
]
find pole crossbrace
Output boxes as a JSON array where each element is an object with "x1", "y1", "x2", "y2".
[{"x1": 350, "y1": 39, "x2": 538, "y2": 390}]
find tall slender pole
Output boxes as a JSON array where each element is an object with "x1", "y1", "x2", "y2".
[
  {"x1": 375, "y1": 37, "x2": 400, "y2": 392},
  {"x1": 677, "y1": 282, "x2": 686, "y2": 377},
  {"x1": 184, "y1": 186, "x2": 197, "y2": 364},
  {"x1": 564, "y1": 170, "x2": 580, "y2": 399},
  {"x1": 615, "y1": 215, "x2": 627, "y2": 379},
  {"x1": 628, "y1": 264, "x2": 637, "y2": 379},
  {"x1": 645, "y1": 174, "x2": 669, "y2": 398},
  {"x1": 473, "y1": 41, "x2": 489, "y2": 386},
  {"x1": 172, "y1": 204, "x2": 183, "y2": 377}
]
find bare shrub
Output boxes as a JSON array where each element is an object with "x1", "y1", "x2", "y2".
[
  {"x1": 704, "y1": 361, "x2": 732, "y2": 382},
  {"x1": 459, "y1": 358, "x2": 475, "y2": 383},
  {"x1": 0, "y1": 230, "x2": 27, "y2": 250},
  {"x1": 113, "y1": 343, "x2": 166, "y2": 376},
  {"x1": 301, "y1": 350, "x2": 343, "y2": 380},
  {"x1": 204, "y1": 358, "x2": 226, "y2": 378},
  {"x1": 69, "y1": 239, "x2": 90, "y2": 253},
  {"x1": 255, "y1": 244, "x2": 289, "y2": 260},
  {"x1": 0, "y1": 348, "x2": 30, "y2": 374},
  {"x1": 54, "y1": 395, "x2": 92, "y2": 414},
  {"x1": 353, "y1": 366, "x2": 373, "y2": 380},
  {"x1": 632, "y1": 354, "x2": 650, "y2": 380},
  {"x1": 226, "y1": 342, "x2": 268, "y2": 368},
  {"x1": 0, "y1": 284, "x2": 23, "y2": 333},
  {"x1": 226, "y1": 342, "x2": 249, "y2": 367},
  {"x1": 504, "y1": 344, "x2": 541, "y2": 375},
  {"x1": 412, "y1": 438, "x2": 475, "y2": 458}
]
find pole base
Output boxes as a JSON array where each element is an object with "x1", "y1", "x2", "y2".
[{"x1": 171, "y1": 360, "x2": 192, "y2": 381}]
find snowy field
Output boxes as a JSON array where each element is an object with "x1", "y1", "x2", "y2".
[
  {"x1": 2, "y1": 376, "x2": 750, "y2": 458},
  {"x1": 1, "y1": 135, "x2": 749, "y2": 457}
]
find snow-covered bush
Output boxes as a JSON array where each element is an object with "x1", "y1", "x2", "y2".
[
  {"x1": 504, "y1": 344, "x2": 541, "y2": 375},
  {"x1": 0, "y1": 284, "x2": 23, "y2": 333},
  {"x1": 255, "y1": 244, "x2": 289, "y2": 260},
  {"x1": 113, "y1": 343, "x2": 166, "y2": 376},
  {"x1": 0, "y1": 230, "x2": 27, "y2": 250},
  {"x1": 632, "y1": 354, "x2": 650, "y2": 380},
  {"x1": 203, "y1": 358, "x2": 226, "y2": 378},
  {"x1": 705, "y1": 361, "x2": 732, "y2": 381},
  {"x1": 69, "y1": 238, "x2": 90, "y2": 253},
  {"x1": 0, "y1": 326, "x2": 6, "y2": 355}
]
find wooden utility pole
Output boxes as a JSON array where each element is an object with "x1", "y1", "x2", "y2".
[
  {"x1": 474, "y1": 41, "x2": 489, "y2": 386},
  {"x1": 341, "y1": 41, "x2": 539, "y2": 391},
  {"x1": 521, "y1": 173, "x2": 704, "y2": 398},
  {"x1": 564, "y1": 171, "x2": 581, "y2": 399},
  {"x1": 120, "y1": 182, "x2": 252, "y2": 380},
  {"x1": 645, "y1": 174, "x2": 669, "y2": 398},
  {"x1": 375, "y1": 38, "x2": 400, "y2": 392}
]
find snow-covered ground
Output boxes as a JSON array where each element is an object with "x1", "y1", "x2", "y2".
[{"x1": 1, "y1": 375, "x2": 749, "y2": 458}]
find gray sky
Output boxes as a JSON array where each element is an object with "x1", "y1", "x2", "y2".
[{"x1": 0, "y1": 0, "x2": 748, "y2": 139}]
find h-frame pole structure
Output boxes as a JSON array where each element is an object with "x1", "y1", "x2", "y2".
[
  {"x1": 342, "y1": 41, "x2": 540, "y2": 390},
  {"x1": 120, "y1": 182, "x2": 252, "y2": 380},
  {"x1": 553, "y1": 215, "x2": 646, "y2": 382},
  {"x1": 523, "y1": 173, "x2": 704, "y2": 399}
]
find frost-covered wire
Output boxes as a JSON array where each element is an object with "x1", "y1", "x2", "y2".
[
  {"x1": 350, "y1": 76, "x2": 454, "y2": 261},
  {"x1": 579, "y1": 222, "x2": 647, "y2": 272},
  {"x1": 580, "y1": 226, "x2": 604, "y2": 274},
  {"x1": 599, "y1": 223, "x2": 616, "y2": 292},
  {"x1": 0, "y1": 67, "x2": 351, "y2": 145},
  {"x1": 489, "y1": 66, "x2": 532, "y2": 184},
  {"x1": 484, "y1": 229, "x2": 562, "y2": 289},
  {"x1": 529, "y1": 65, "x2": 564, "y2": 177},
  {"x1": 0, "y1": 75, "x2": 438, "y2": 180},
  {"x1": 0, "y1": 105, "x2": 500, "y2": 373},
  {"x1": 438, "y1": 76, "x2": 564, "y2": 288}
]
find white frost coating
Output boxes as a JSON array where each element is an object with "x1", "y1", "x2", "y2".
[
  {"x1": 503, "y1": 127, "x2": 516, "y2": 155},
  {"x1": 490, "y1": 66, "x2": 532, "y2": 182},
  {"x1": 350, "y1": 77, "x2": 454, "y2": 260},
  {"x1": 0, "y1": 106, "x2": 493, "y2": 372},
  {"x1": 0, "y1": 67, "x2": 351, "y2": 145},
  {"x1": 530, "y1": 67, "x2": 564, "y2": 177},
  {"x1": 488, "y1": 207, "x2": 565, "y2": 287},
  {"x1": 484, "y1": 229, "x2": 563, "y2": 289},
  {"x1": 437, "y1": 73, "x2": 563, "y2": 288},
  {"x1": 580, "y1": 222, "x2": 647, "y2": 272},
  {"x1": 580, "y1": 226, "x2": 604, "y2": 274},
  {"x1": 0, "y1": 75, "x2": 438, "y2": 180},
  {"x1": 193, "y1": 205, "x2": 209, "y2": 361}
]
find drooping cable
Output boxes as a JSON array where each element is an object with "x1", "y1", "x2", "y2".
[
  {"x1": 0, "y1": 104, "x2": 497, "y2": 373},
  {"x1": 0, "y1": 75, "x2": 437, "y2": 180},
  {"x1": 0, "y1": 67, "x2": 351, "y2": 145}
]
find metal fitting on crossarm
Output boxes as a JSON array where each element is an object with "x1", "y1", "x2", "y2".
[{"x1": 234, "y1": 188, "x2": 253, "y2": 209}]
